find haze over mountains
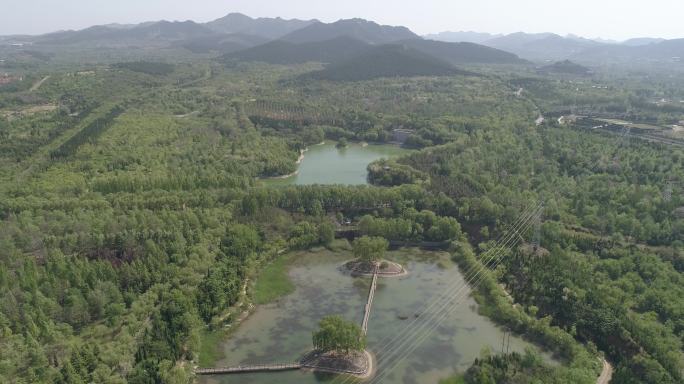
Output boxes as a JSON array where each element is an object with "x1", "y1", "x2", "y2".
[
  {"x1": 2, "y1": 12, "x2": 683, "y2": 70},
  {"x1": 204, "y1": 13, "x2": 316, "y2": 39},
  {"x1": 1, "y1": 13, "x2": 530, "y2": 81},
  {"x1": 427, "y1": 30, "x2": 683, "y2": 63}
]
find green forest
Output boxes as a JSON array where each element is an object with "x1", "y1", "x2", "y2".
[{"x1": 1, "y1": 33, "x2": 683, "y2": 384}]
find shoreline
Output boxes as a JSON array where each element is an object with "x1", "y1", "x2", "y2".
[
  {"x1": 258, "y1": 146, "x2": 309, "y2": 180},
  {"x1": 301, "y1": 349, "x2": 375, "y2": 379},
  {"x1": 196, "y1": 280, "x2": 254, "y2": 370},
  {"x1": 357, "y1": 350, "x2": 375, "y2": 380},
  {"x1": 341, "y1": 259, "x2": 408, "y2": 278},
  {"x1": 257, "y1": 140, "x2": 406, "y2": 181}
]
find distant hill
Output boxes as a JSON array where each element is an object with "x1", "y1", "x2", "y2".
[
  {"x1": 539, "y1": 60, "x2": 592, "y2": 75},
  {"x1": 223, "y1": 36, "x2": 371, "y2": 64},
  {"x1": 181, "y1": 33, "x2": 269, "y2": 54},
  {"x1": 132, "y1": 21, "x2": 215, "y2": 40},
  {"x1": 423, "y1": 31, "x2": 501, "y2": 44},
  {"x1": 573, "y1": 38, "x2": 684, "y2": 64},
  {"x1": 479, "y1": 32, "x2": 683, "y2": 65},
  {"x1": 305, "y1": 44, "x2": 470, "y2": 81},
  {"x1": 280, "y1": 18, "x2": 419, "y2": 44},
  {"x1": 484, "y1": 32, "x2": 557, "y2": 48},
  {"x1": 38, "y1": 21, "x2": 216, "y2": 45},
  {"x1": 13, "y1": 14, "x2": 681, "y2": 68},
  {"x1": 621, "y1": 37, "x2": 667, "y2": 46},
  {"x1": 483, "y1": 32, "x2": 604, "y2": 61},
  {"x1": 204, "y1": 13, "x2": 317, "y2": 39},
  {"x1": 225, "y1": 36, "x2": 526, "y2": 67},
  {"x1": 398, "y1": 39, "x2": 527, "y2": 64}
]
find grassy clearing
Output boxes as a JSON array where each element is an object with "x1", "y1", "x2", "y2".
[
  {"x1": 439, "y1": 376, "x2": 466, "y2": 384},
  {"x1": 253, "y1": 253, "x2": 296, "y2": 304},
  {"x1": 198, "y1": 328, "x2": 228, "y2": 368}
]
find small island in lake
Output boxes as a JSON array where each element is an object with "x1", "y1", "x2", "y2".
[{"x1": 343, "y1": 236, "x2": 406, "y2": 276}]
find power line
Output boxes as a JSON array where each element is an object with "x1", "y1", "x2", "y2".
[
  {"x1": 330, "y1": 205, "x2": 538, "y2": 384},
  {"x1": 366, "y1": 207, "x2": 542, "y2": 384},
  {"x1": 331, "y1": 202, "x2": 543, "y2": 384}
]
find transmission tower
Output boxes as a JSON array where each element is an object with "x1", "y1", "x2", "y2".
[{"x1": 664, "y1": 180, "x2": 673, "y2": 202}]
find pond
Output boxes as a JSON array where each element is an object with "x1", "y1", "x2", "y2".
[
  {"x1": 262, "y1": 142, "x2": 410, "y2": 186},
  {"x1": 199, "y1": 248, "x2": 555, "y2": 384}
]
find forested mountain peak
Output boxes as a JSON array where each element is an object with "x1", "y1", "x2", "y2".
[
  {"x1": 539, "y1": 59, "x2": 592, "y2": 75},
  {"x1": 306, "y1": 43, "x2": 469, "y2": 81},
  {"x1": 204, "y1": 12, "x2": 318, "y2": 39},
  {"x1": 279, "y1": 18, "x2": 420, "y2": 44},
  {"x1": 222, "y1": 36, "x2": 372, "y2": 64}
]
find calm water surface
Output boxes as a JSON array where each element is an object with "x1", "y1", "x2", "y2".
[
  {"x1": 264, "y1": 142, "x2": 409, "y2": 186},
  {"x1": 199, "y1": 249, "x2": 554, "y2": 384}
]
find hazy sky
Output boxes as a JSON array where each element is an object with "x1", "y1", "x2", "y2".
[{"x1": 2, "y1": 0, "x2": 683, "y2": 40}]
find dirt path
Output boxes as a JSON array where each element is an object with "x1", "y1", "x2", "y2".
[
  {"x1": 30, "y1": 75, "x2": 50, "y2": 92},
  {"x1": 597, "y1": 358, "x2": 613, "y2": 384}
]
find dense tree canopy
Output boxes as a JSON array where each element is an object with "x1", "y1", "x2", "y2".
[
  {"x1": 352, "y1": 236, "x2": 389, "y2": 263},
  {"x1": 312, "y1": 315, "x2": 366, "y2": 353},
  {"x1": 0, "y1": 41, "x2": 682, "y2": 384}
]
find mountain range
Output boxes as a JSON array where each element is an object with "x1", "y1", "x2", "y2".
[
  {"x1": 426, "y1": 30, "x2": 682, "y2": 63},
  {"x1": 3, "y1": 13, "x2": 525, "y2": 81},
  {"x1": 219, "y1": 18, "x2": 524, "y2": 80},
  {"x1": 2, "y1": 12, "x2": 683, "y2": 71}
]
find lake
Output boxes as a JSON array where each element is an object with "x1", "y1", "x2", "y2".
[
  {"x1": 263, "y1": 142, "x2": 410, "y2": 186},
  {"x1": 198, "y1": 248, "x2": 555, "y2": 384}
]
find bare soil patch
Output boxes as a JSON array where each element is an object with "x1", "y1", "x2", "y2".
[{"x1": 301, "y1": 349, "x2": 374, "y2": 378}]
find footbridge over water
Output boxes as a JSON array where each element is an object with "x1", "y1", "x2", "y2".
[
  {"x1": 196, "y1": 261, "x2": 382, "y2": 376},
  {"x1": 361, "y1": 264, "x2": 379, "y2": 335},
  {"x1": 195, "y1": 362, "x2": 302, "y2": 375}
]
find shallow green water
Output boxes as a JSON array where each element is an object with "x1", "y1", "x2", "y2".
[
  {"x1": 263, "y1": 142, "x2": 409, "y2": 186},
  {"x1": 199, "y1": 248, "x2": 555, "y2": 384}
]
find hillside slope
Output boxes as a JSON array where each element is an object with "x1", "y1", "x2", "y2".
[
  {"x1": 225, "y1": 36, "x2": 526, "y2": 66},
  {"x1": 224, "y1": 36, "x2": 371, "y2": 64},
  {"x1": 306, "y1": 44, "x2": 470, "y2": 81},
  {"x1": 399, "y1": 39, "x2": 527, "y2": 64}
]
